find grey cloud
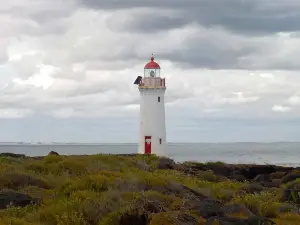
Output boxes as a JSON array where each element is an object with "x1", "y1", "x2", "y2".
[
  {"x1": 161, "y1": 46, "x2": 300, "y2": 71},
  {"x1": 80, "y1": 0, "x2": 300, "y2": 35},
  {"x1": 63, "y1": 25, "x2": 265, "y2": 70},
  {"x1": 6, "y1": 0, "x2": 296, "y2": 72},
  {"x1": 0, "y1": 93, "x2": 36, "y2": 109},
  {"x1": 51, "y1": 67, "x2": 87, "y2": 81},
  {"x1": 0, "y1": 39, "x2": 8, "y2": 64},
  {"x1": 0, "y1": 53, "x2": 8, "y2": 64},
  {"x1": 27, "y1": 9, "x2": 75, "y2": 25},
  {"x1": 21, "y1": 20, "x2": 69, "y2": 37},
  {"x1": 0, "y1": 80, "x2": 139, "y2": 114},
  {"x1": 0, "y1": 17, "x2": 69, "y2": 39},
  {"x1": 9, "y1": 55, "x2": 41, "y2": 78},
  {"x1": 73, "y1": 0, "x2": 300, "y2": 71},
  {"x1": 157, "y1": 32, "x2": 264, "y2": 70},
  {"x1": 51, "y1": 84, "x2": 112, "y2": 98},
  {"x1": 242, "y1": 58, "x2": 300, "y2": 71},
  {"x1": 83, "y1": 59, "x2": 143, "y2": 71},
  {"x1": 1, "y1": 8, "x2": 72, "y2": 24},
  {"x1": 129, "y1": 16, "x2": 188, "y2": 32},
  {"x1": 0, "y1": 1, "x2": 74, "y2": 39},
  {"x1": 106, "y1": 13, "x2": 189, "y2": 33},
  {"x1": 68, "y1": 42, "x2": 140, "y2": 64},
  {"x1": 0, "y1": 0, "x2": 76, "y2": 24}
]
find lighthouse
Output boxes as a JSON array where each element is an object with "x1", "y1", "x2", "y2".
[{"x1": 133, "y1": 55, "x2": 167, "y2": 156}]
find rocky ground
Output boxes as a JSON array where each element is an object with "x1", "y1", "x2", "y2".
[{"x1": 0, "y1": 152, "x2": 300, "y2": 224}]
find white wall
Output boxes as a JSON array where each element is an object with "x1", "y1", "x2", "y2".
[{"x1": 138, "y1": 88, "x2": 167, "y2": 156}]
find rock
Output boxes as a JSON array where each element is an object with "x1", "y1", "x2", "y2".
[
  {"x1": 185, "y1": 163, "x2": 295, "y2": 182},
  {"x1": 0, "y1": 153, "x2": 26, "y2": 158},
  {"x1": 190, "y1": 162, "x2": 232, "y2": 178},
  {"x1": 181, "y1": 185, "x2": 213, "y2": 201},
  {"x1": 165, "y1": 181, "x2": 186, "y2": 195},
  {"x1": 232, "y1": 174, "x2": 247, "y2": 182},
  {"x1": 261, "y1": 181, "x2": 281, "y2": 188},
  {"x1": 281, "y1": 173, "x2": 300, "y2": 184},
  {"x1": 116, "y1": 154, "x2": 138, "y2": 157},
  {"x1": 136, "y1": 160, "x2": 150, "y2": 171},
  {"x1": 252, "y1": 174, "x2": 281, "y2": 187},
  {"x1": 285, "y1": 180, "x2": 300, "y2": 189},
  {"x1": 48, "y1": 151, "x2": 59, "y2": 156},
  {"x1": 253, "y1": 174, "x2": 271, "y2": 183},
  {"x1": 239, "y1": 183, "x2": 266, "y2": 194},
  {"x1": 205, "y1": 216, "x2": 248, "y2": 225},
  {"x1": 187, "y1": 199, "x2": 224, "y2": 219},
  {"x1": 142, "y1": 199, "x2": 165, "y2": 213},
  {"x1": 196, "y1": 170, "x2": 229, "y2": 182},
  {"x1": 269, "y1": 171, "x2": 287, "y2": 180},
  {"x1": 221, "y1": 203, "x2": 255, "y2": 217},
  {"x1": 0, "y1": 189, "x2": 39, "y2": 209},
  {"x1": 175, "y1": 213, "x2": 200, "y2": 225},
  {"x1": 157, "y1": 157, "x2": 176, "y2": 170},
  {"x1": 150, "y1": 212, "x2": 201, "y2": 225},
  {"x1": 236, "y1": 165, "x2": 278, "y2": 180},
  {"x1": 247, "y1": 216, "x2": 275, "y2": 225},
  {"x1": 278, "y1": 204, "x2": 299, "y2": 213},
  {"x1": 205, "y1": 216, "x2": 275, "y2": 225},
  {"x1": 282, "y1": 189, "x2": 300, "y2": 204},
  {"x1": 179, "y1": 185, "x2": 225, "y2": 219},
  {"x1": 119, "y1": 211, "x2": 148, "y2": 225}
]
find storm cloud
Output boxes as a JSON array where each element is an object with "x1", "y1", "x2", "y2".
[
  {"x1": 80, "y1": 0, "x2": 300, "y2": 34},
  {"x1": 0, "y1": 0, "x2": 299, "y2": 142}
]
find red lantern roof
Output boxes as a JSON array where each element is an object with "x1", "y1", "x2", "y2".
[{"x1": 144, "y1": 55, "x2": 160, "y2": 69}]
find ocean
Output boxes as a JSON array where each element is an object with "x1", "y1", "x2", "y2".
[{"x1": 1, "y1": 142, "x2": 300, "y2": 167}]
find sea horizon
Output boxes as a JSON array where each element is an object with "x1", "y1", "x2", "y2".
[
  {"x1": 1, "y1": 142, "x2": 300, "y2": 167},
  {"x1": 1, "y1": 141, "x2": 300, "y2": 145}
]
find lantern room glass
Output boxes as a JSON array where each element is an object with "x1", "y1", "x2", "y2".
[{"x1": 144, "y1": 68, "x2": 160, "y2": 77}]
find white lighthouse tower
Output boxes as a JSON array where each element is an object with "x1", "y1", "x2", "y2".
[{"x1": 134, "y1": 55, "x2": 167, "y2": 156}]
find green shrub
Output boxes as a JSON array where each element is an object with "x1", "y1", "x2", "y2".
[
  {"x1": 0, "y1": 154, "x2": 299, "y2": 225},
  {"x1": 232, "y1": 191, "x2": 283, "y2": 217},
  {"x1": 0, "y1": 172, "x2": 51, "y2": 190}
]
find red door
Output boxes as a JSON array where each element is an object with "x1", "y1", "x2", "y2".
[{"x1": 144, "y1": 136, "x2": 151, "y2": 154}]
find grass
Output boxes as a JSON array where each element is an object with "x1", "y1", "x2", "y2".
[{"x1": 0, "y1": 154, "x2": 299, "y2": 224}]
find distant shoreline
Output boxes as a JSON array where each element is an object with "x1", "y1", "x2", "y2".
[
  {"x1": 1, "y1": 142, "x2": 300, "y2": 167},
  {"x1": 1, "y1": 141, "x2": 300, "y2": 145}
]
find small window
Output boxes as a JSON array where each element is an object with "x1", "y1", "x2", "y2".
[
  {"x1": 159, "y1": 138, "x2": 162, "y2": 144},
  {"x1": 158, "y1": 96, "x2": 160, "y2": 102}
]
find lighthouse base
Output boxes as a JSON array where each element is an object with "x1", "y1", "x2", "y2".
[{"x1": 138, "y1": 135, "x2": 167, "y2": 157}]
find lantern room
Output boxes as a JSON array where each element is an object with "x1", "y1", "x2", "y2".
[
  {"x1": 134, "y1": 54, "x2": 166, "y2": 89},
  {"x1": 144, "y1": 55, "x2": 160, "y2": 77}
]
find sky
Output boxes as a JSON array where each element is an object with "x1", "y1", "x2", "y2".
[{"x1": 1, "y1": 0, "x2": 300, "y2": 143}]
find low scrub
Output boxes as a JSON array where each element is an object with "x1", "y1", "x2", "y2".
[{"x1": 0, "y1": 154, "x2": 299, "y2": 224}]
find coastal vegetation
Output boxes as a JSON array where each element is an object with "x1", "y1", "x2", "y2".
[{"x1": 0, "y1": 153, "x2": 300, "y2": 224}]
